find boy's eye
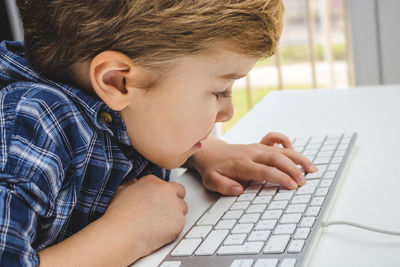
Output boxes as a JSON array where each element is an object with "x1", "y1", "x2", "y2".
[{"x1": 214, "y1": 88, "x2": 232, "y2": 99}]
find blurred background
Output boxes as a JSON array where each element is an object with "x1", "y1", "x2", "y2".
[
  {"x1": 2, "y1": 0, "x2": 400, "y2": 136},
  {"x1": 220, "y1": 0, "x2": 400, "y2": 134}
]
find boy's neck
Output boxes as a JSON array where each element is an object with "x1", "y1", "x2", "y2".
[{"x1": 70, "y1": 61, "x2": 97, "y2": 96}]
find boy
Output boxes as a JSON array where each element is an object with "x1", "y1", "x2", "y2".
[{"x1": 0, "y1": 0, "x2": 316, "y2": 266}]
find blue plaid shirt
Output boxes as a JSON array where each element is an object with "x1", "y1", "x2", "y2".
[{"x1": 0, "y1": 41, "x2": 170, "y2": 266}]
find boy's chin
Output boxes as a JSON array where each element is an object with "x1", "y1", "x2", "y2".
[{"x1": 153, "y1": 156, "x2": 189, "y2": 170}]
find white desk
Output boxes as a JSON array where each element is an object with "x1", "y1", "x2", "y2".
[{"x1": 133, "y1": 85, "x2": 400, "y2": 267}]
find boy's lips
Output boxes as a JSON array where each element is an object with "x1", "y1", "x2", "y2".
[
  {"x1": 194, "y1": 141, "x2": 202, "y2": 149},
  {"x1": 193, "y1": 136, "x2": 208, "y2": 149}
]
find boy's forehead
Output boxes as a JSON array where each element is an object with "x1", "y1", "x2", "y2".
[
  {"x1": 187, "y1": 48, "x2": 257, "y2": 76},
  {"x1": 164, "y1": 44, "x2": 258, "y2": 83}
]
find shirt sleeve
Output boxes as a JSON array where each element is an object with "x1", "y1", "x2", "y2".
[{"x1": 0, "y1": 90, "x2": 73, "y2": 266}]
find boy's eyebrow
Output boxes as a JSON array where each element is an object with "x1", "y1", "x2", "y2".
[{"x1": 218, "y1": 73, "x2": 247, "y2": 80}]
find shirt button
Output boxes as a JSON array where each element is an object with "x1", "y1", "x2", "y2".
[{"x1": 98, "y1": 111, "x2": 113, "y2": 124}]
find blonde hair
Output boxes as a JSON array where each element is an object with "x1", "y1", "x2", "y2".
[{"x1": 17, "y1": 0, "x2": 284, "y2": 82}]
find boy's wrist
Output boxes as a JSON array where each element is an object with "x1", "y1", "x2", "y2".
[
  {"x1": 38, "y1": 215, "x2": 145, "y2": 267},
  {"x1": 99, "y1": 213, "x2": 148, "y2": 262}
]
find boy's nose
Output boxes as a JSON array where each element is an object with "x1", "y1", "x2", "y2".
[{"x1": 215, "y1": 99, "x2": 234, "y2": 123}]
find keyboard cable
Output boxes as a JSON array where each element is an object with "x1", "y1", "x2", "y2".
[{"x1": 322, "y1": 221, "x2": 400, "y2": 236}]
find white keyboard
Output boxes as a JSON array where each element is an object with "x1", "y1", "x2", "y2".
[{"x1": 160, "y1": 133, "x2": 357, "y2": 267}]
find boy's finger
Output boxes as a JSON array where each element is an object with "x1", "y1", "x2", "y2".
[
  {"x1": 279, "y1": 148, "x2": 317, "y2": 173},
  {"x1": 182, "y1": 200, "x2": 188, "y2": 215},
  {"x1": 260, "y1": 132, "x2": 293, "y2": 149},
  {"x1": 254, "y1": 152, "x2": 305, "y2": 186},
  {"x1": 203, "y1": 171, "x2": 243, "y2": 196},
  {"x1": 170, "y1": 182, "x2": 186, "y2": 199},
  {"x1": 253, "y1": 163, "x2": 299, "y2": 190}
]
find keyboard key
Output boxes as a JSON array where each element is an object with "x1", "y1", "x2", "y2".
[
  {"x1": 323, "y1": 171, "x2": 336, "y2": 179},
  {"x1": 306, "y1": 143, "x2": 322, "y2": 150},
  {"x1": 306, "y1": 180, "x2": 320, "y2": 187},
  {"x1": 280, "y1": 213, "x2": 302, "y2": 224},
  {"x1": 195, "y1": 230, "x2": 229, "y2": 255},
  {"x1": 259, "y1": 186, "x2": 278, "y2": 196},
  {"x1": 286, "y1": 204, "x2": 307, "y2": 213},
  {"x1": 160, "y1": 261, "x2": 182, "y2": 267},
  {"x1": 218, "y1": 242, "x2": 264, "y2": 255},
  {"x1": 254, "y1": 258, "x2": 279, "y2": 267},
  {"x1": 328, "y1": 164, "x2": 340, "y2": 171},
  {"x1": 310, "y1": 136, "x2": 325, "y2": 143},
  {"x1": 268, "y1": 200, "x2": 288, "y2": 210},
  {"x1": 244, "y1": 185, "x2": 262, "y2": 193},
  {"x1": 238, "y1": 193, "x2": 257, "y2": 202},
  {"x1": 335, "y1": 150, "x2": 346, "y2": 157},
  {"x1": 278, "y1": 188, "x2": 296, "y2": 193},
  {"x1": 317, "y1": 150, "x2": 334, "y2": 157},
  {"x1": 230, "y1": 259, "x2": 254, "y2": 267},
  {"x1": 327, "y1": 134, "x2": 342, "y2": 139},
  {"x1": 294, "y1": 227, "x2": 311, "y2": 239},
  {"x1": 306, "y1": 206, "x2": 321, "y2": 216},
  {"x1": 253, "y1": 195, "x2": 273, "y2": 204},
  {"x1": 232, "y1": 223, "x2": 254, "y2": 234},
  {"x1": 292, "y1": 137, "x2": 309, "y2": 146},
  {"x1": 331, "y1": 157, "x2": 343, "y2": 164},
  {"x1": 231, "y1": 201, "x2": 250, "y2": 210},
  {"x1": 296, "y1": 185, "x2": 316, "y2": 195},
  {"x1": 319, "y1": 179, "x2": 333, "y2": 187},
  {"x1": 300, "y1": 216, "x2": 316, "y2": 227},
  {"x1": 287, "y1": 239, "x2": 305, "y2": 253},
  {"x1": 224, "y1": 234, "x2": 247, "y2": 245},
  {"x1": 246, "y1": 204, "x2": 267, "y2": 213},
  {"x1": 248, "y1": 230, "x2": 271, "y2": 241},
  {"x1": 240, "y1": 213, "x2": 261, "y2": 224},
  {"x1": 255, "y1": 219, "x2": 277, "y2": 230},
  {"x1": 291, "y1": 195, "x2": 311, "y2": 204},
  {"x1": 223, "y1": 210, "x2": 244, "y2": 220},
  {"x1": 274, "y1": 224, "x2": 296, "y2": 235},
  {"x1": 262, "y1": 210, "x2": 283, "y2": 219},
  {"x1": 320, "y1": 144, "x2": 336, "y2": 151},
  {"x1": 274, "y1": 192, "x2": 294, "y2": 201},
  {"x1": 313, "y1": 157, "x2": 330, "y2": 164},
  {"x1": 186, "y1": 225, "x2": 212, "y2": 238},
  {"x1": 303, "y1": 149, "x2": 318, "y2": 157},
  {"x1": 311, "y1": 197, "x2": 325, "y2": 206},
  {"x1": 324, "y1": 139, "x2": 339, "y2": 146},
  {"x1": 278, "y1": 258, "x2": 297, "y2": 267},
  {"x1": 263, "y1": 235, "x2": 291, "y2": 253},
  {"x1": 215, "y1": 219, "x2": 237, "y2": 230},
  {"x1": 305, "y1": 165, "x2": 327, "y2": 179},
  {"x1": 171, "y1": 238, "x2": 202, "y2": 256},
  {"x1": 317, "y1": 186, "x2": 330, "y2": 196}
]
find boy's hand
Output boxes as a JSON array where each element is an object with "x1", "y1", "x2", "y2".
[
  {"x1": 102, "y1": 175, "x2": 188, "y2": 259},
  {"x1": 188, "y1": 132, "x2": 317, "y2": 196}
]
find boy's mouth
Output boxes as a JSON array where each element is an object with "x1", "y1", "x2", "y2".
[{"x1": 194, "y1": 141, "x2": 202, "y2": 149}]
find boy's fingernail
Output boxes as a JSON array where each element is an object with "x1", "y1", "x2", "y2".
[
  {"x1": 290, "y1": 180, "x2": 298, "y2": 190},
  {"x1": 231, "y1": 187, "x2": 242, "y2": 195},
  {"x1": 298, "y1": 176, "x2": 306, "y2": 185},
  {"x1": 311, "y1": 165, "x2": 318, "y2": 172}
]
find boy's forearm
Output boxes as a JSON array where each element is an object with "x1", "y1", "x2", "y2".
[{"x1": 39, "y1": 216, "x2": 142, "y2": 267}]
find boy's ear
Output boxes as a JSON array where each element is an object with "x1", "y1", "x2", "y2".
[{"x1": 89, "y1": 51, "x2": 135, "y2": 111}]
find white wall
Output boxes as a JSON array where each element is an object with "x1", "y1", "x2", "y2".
[{"x1": 347, "y1": 0, "x2": 400, "y2": 85}]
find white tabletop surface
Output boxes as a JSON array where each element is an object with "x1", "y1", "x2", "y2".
[{"x1": 133, "y1": 85, "x2": 400, "y2": 267}]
